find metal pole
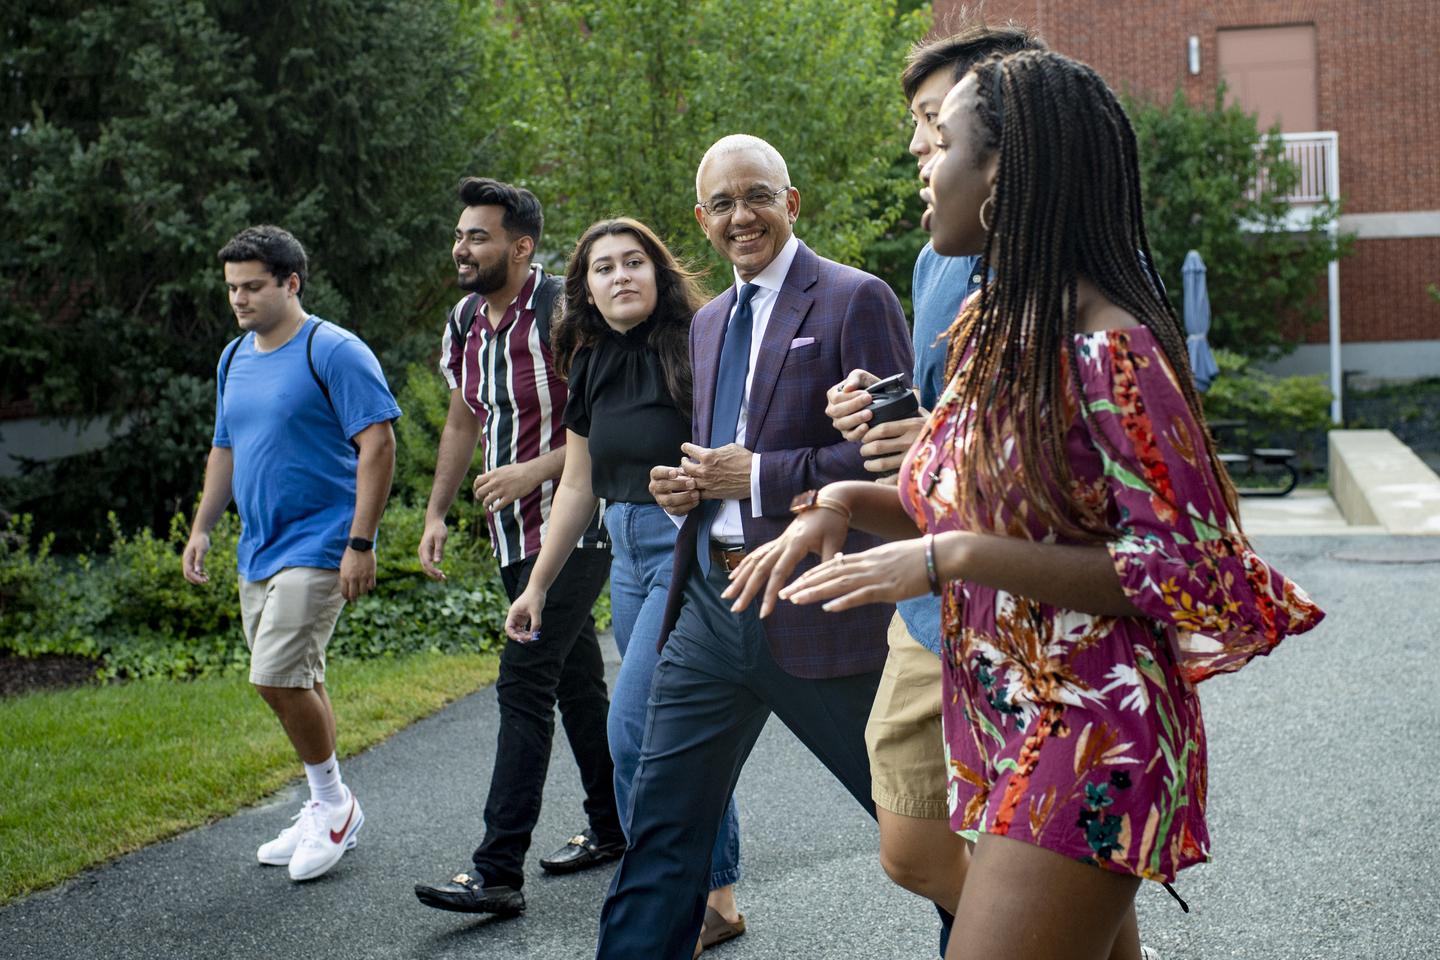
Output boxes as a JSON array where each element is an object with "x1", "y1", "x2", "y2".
[
  {"x1": 1329, "y1": 254, "x2": 1342, "y2": 424},
  {"x1": 1327, "y1": 132, "x2": 1342, "y2": 425}
]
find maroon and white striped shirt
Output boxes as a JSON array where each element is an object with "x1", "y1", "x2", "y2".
[{"x1": 439, "y1": 265, "x2": 602, "y2": 567}]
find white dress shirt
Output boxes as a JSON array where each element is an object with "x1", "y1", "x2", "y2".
[{"x1": 708, "y1": 234, "x2": 801, "y2": 544}]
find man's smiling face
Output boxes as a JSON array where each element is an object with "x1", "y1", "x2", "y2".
[
  {"x1": 452, "y1": 205, "x2": 515, "y2": 294},
  {"x1": 694, "y1": 148, "x2": 799, "y2": 281}
]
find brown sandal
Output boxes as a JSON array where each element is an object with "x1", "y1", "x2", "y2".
[{"x1": 694, "y1": 906, "x2": 746, "y2": 956}]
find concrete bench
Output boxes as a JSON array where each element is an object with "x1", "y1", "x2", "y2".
[{"x1": 1329, "y1": 429, "x2": 1440, "y2": 535}]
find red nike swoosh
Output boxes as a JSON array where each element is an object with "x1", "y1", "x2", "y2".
[{"x1": 330, "y1": 798, "x2": 355, "y2": 844}]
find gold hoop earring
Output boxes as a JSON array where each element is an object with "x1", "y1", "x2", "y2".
[{"x1": 979, "y1": 194, "x2": 996, "y2": 232}]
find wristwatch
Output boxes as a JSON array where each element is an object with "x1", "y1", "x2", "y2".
[
  {"x1": 790, "y1": 490, "x2": 822, "y2": 515},
  {"x1": 789, "y1": 490, "x2": 852, "y2": 524},
  {"x1": 347, "y1": 536, "x2": 374, "y2": 552}
]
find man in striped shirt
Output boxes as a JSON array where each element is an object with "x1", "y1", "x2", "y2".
[{"x1": 413, "y1": 178, "x2": 621, "y2": 919}]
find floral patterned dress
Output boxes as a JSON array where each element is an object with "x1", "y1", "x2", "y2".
[{"x1": 898, "y1": 326, "x2": 1324, "y2": 882}]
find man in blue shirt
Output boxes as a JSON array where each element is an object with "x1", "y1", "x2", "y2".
[
  {"x1": 825, "y1": 23, "x2": 1044, "y2": 943},
  {"x1": 183, "y1": 225, "x2": 400, "y2": 883}
]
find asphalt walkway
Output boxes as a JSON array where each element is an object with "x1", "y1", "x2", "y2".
[{"x1": 4, "y1": 535, "x2": 1436, "y2": 959}]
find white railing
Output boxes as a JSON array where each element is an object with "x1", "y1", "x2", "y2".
[
  {"x1": 1240, "y1": 131, "x2": 1344, "y2": 423},
  {"x1": 1251, "y1": 131, "x2": 1339, "y2": 204}
]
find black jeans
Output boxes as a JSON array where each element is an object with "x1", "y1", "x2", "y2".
[{"x1": 471, "y1": 545, "x2": 622, "y2": 890}]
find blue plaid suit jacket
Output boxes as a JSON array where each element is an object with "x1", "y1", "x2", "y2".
[{"x1": 660, "y1": 240, "x2": 915, "y2": 679}]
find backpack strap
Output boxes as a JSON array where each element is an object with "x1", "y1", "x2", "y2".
[
  {"x1": 306, "y1": 321, "x2": 361, "y2": 454},
  {"x1": 447, "y1": 293, "x2": 483, "y2": 352},
  {"x1": 445, "y1": 274, "x2": 562, "y2": 350},
  {"x1": 218, "y1": 335, "x2": 244, "y2": 398},
  {"x1": 532, "y1": 274, "x2": 563, "y2": 348}
]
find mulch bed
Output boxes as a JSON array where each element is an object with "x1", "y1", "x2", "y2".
[{"x1": 0, "y1": 654, "x2": 102, "y2": 698}]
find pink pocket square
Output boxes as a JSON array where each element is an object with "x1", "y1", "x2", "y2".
[{"x1": 789, "y1": 336, "x2": 815, "y2": 349}]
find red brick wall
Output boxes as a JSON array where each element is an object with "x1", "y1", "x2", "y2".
[
  {"x1": 1340, "y1": 237, "x2": 1440, "y2": 343},
  {"x1": 935, "y1": 0, "x2": 1440, "y2": 343}
]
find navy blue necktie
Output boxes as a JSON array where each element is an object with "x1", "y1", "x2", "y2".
[{"x1": 698, "y1": 283, "x2": 759, "y2": 570}]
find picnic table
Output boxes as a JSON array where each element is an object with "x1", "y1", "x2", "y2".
[{"x1": 1208, "y1": 418, "x2": 1299, "y2": 497}]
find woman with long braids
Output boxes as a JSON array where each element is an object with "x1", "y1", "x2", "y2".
[
  {"x1": 503, "y1": 218, "x2": 747, "y2": 953},
  {"x1": 725, "y1": 51, "x2": 1323, "y2": 958}
]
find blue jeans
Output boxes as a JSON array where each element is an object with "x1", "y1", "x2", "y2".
[{"x1": 605, "y1": 501, "x2": 741, "y2": 891}]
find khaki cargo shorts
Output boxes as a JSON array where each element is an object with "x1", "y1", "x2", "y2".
[
  {"x1": 864, "y1": 612, "x2": 948, "y2": 820},
  {"x1": 238, "y1": 566, "x2": 345, "y2": 688}
]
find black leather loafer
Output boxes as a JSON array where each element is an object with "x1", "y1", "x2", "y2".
[
  {"x1": 413, "y1": 871, "x2": 525, "y2": 916},
  {"x1": 538, "y1": 830, "x2": 626, "y2": 875}
]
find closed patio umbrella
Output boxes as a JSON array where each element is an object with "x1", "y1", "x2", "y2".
[{"x1": 1182, "y1": 249, "x2": 1221, "y2": 392}]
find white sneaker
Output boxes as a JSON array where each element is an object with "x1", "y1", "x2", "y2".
[
  {"x1": 257, "y1": 801, "x2": 358, "y2": 866},
  {"x1": 1141, "y1": 947, "x2": 1162, "y2": 960},
  {"x1": 286, "y1": 791, "x2": 364, "y2": 881}
]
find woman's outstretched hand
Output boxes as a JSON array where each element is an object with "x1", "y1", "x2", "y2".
[
  {"x1": 722, "y1": 507, "x2": 851, "y2": 619},
  {"x1": 778, "y1": 538, "x2": 933, "y2": 613},
  {"x1": 505, "y1": 588, "x2": 545, "y2": 642}
]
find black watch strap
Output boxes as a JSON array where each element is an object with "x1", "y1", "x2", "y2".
[{"x1": 347, "y1": 536, "x2": 374, "y2": 552}]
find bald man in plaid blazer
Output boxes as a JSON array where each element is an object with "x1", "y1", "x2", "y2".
[{"x1": 595, "y1": 135, "x2": 914, "y2": 960}]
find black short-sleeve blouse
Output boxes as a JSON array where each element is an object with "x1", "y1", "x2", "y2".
[{"x1": 562, "y1": 318, "x2": 691, "y2": 504}]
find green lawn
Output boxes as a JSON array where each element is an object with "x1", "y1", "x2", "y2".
[{"x1": 0, "y1": 651, "x2": 498, "y2": 903}]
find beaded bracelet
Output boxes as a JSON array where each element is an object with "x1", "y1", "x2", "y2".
[{"x1": 924, "y1": 533, "x2": 942, "y2": 595}]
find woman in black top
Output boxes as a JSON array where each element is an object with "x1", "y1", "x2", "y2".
[{"x1": 504, "y1": 219, "x2": 747, "y2": 946}]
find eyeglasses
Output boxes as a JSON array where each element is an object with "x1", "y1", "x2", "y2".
[{"x1": 698, "y1": 186, "x2": 790, "y2": 217}]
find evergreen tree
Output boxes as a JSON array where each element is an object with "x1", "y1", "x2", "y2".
[{"x1": 1, "y1": 0, "x2": 475, "y2": 542}]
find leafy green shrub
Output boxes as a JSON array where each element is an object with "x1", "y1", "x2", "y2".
[
  {"x1": 392, "y1": 362, "x2": 488, "y2": 513},
  {"x1": 0, "y1": 515, "x2": 104, "y2": 662},
  {"x1": 0, "y1": 502, "x2": 520, "y2": 681},
  {"x1": 1, "y1": 509, "x2": 247, "y2": 677},
  {"x1": 1204, "y1": 350, "x2": 1332, "y2": 432},
  {"x1": 591, "y1": 586, "x2": 612, "y2": 635},
  {"x1": 1202, "y1": 350, "x2": 1332, "y2": 474},
  {"x1": 106, "y1": 512, "x2": 242, "y2": 641},
  {"x1": 0, "y1": 514, "x2": 57, "y2": 619}
]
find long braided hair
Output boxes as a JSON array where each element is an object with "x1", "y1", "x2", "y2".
[{"x1": 944, "y1": 50, "x2": 1240, "y2": 540}]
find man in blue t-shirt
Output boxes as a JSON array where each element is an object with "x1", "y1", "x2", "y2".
[
  {"x1": 182, "y1": 225, "x2": 400, "y2": 883},
  {"x1": 824, "y1": 23, "x2": 1045, "y2": 950}
]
